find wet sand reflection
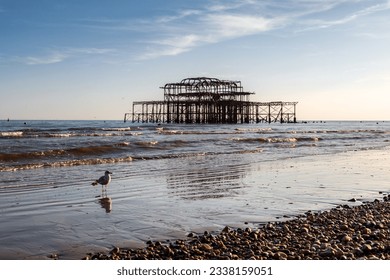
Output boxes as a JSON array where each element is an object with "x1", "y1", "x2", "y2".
[
  {"x1": 97, "y1": 189, "x2": 112, "y2": 213},
  {"x1": 166, "y1": 158, "x2": 249, "y2": 200}
]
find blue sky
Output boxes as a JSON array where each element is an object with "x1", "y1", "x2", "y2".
[{"x1": 1, "y1": 0, "x2": 390, "y2": 120}]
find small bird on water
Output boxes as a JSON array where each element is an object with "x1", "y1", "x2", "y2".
[{"x1": 92, "y1": 170, "x2": 112, "y2": 188}]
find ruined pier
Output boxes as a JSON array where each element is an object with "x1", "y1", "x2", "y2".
[{"x1": 124, "y1": 77, "x2": 297, "y2": 124}]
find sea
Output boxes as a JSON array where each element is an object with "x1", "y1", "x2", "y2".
[{"x1": 1, "y1": 120, "x2": 390, "y2": 259}]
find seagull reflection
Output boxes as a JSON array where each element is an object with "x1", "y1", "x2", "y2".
[{"x1": 98, "y1": 195, "x2": 112, "y2": 213}]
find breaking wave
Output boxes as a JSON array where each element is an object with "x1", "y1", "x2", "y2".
[
  {"x1": 0, "y1": 157, "x2": 134, "y2": 172},
  {"x1": 1, "y1": 120, "x2": 390, "y2": 172},
  {"x1": 231, "y1": 136, "x2": 320, "y2": 143}
]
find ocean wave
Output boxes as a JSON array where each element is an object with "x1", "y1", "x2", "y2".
[
  {"x1": 2, "y1": 121, "x2": 390, "y2": 173},
  {"x1": 234, "y1": 127, "x2": 273, "y2": 132},
  {"x1": 0, "y1": 148, "x2": 264, "y2": 172},
  {"x1": 157, "y1": 129, "x2": 183, "y2": 135},
  {"x1": 0, "y1": 130, "x2": 143, "y2": 138},
  {"x1": 134, "y1": 141, "x2": 159, "y2": 147},
  {"x1": 0, "y1": 156, "x2": 134, "y2": 172},
  {"x1": 0, "y1": 131, "x2": 24, "y2": 137},
  {"x1": 293, "y1": 129, "x2": 387, "y2": 135},
  {"x1": 0, "y1": 143, "x2": 129, "y2": 162},
  {"x1": 156, "y1": 127, "x2": 242, "y2": 136},
  {"x1": 0, "y1": 139, "x2": 194, "y2": 164},
  {"x1": 130, "y1": 148, "x2": 263, "y2": 161},
  {"x1": 102, "y1": 127, "x2": 133, "y2": 131},
  {"x1": 231, "y1": 137, "x2": 320, "y2": 143},
  {"x1": 0, "y1": 150, "x2": 66, "y2": 161},
  {"x1": 47, "y1": 133, "x2": 73, "y2": 137}
]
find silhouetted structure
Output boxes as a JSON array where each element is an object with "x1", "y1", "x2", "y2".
[{"x1": 124, "y1": 77, "x2": 297, "y2": 124}]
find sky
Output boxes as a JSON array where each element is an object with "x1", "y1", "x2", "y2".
[{"x1": 1, "y1": 0, "x2": 390, "y2": 120}]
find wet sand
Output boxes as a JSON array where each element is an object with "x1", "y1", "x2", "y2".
[{"x1": 1, "y1": 148, "x2": 390, "y2": 259}]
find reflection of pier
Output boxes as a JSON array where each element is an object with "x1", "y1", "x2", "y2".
[
  {"x1": 166, "y1": 158, "x2": 248, "y2": 200},
  {"x1": 124, "y1": 77, "x2": 297, "y2": 124}
]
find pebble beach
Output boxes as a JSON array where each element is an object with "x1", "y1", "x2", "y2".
[{"x1": 84, "y1": 195, "x2": 390, "y2": 260}]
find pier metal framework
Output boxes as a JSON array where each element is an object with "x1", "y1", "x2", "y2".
[{"x1": 124, "y1": 77, "x2": 297, "y2": 124}]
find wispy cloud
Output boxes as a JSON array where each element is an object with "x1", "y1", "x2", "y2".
[
  {"x1": 136, "y1": 3, "x2": 286, "y2": 60},
  {"x1": 69, "y1": 47, "x2": 115, "y2": 55},
  {"x1": 16, "y1": 47, "x2": 115, "y2": 65},
  {"x1": 23, "y1": 52, "x2": 68, "y2": 65},
  {"x1": 296, "y1": 0, "x2": 390, "y2": 31},
  {"x1": 138, "y1": 13, "x2": 282, "y2": 60},
  {"x1": 44, "y1": 0, "x2": 390, "y2": 61},
  {"x1": 156, "y1": 9, "x2": 202, "y2": 24},
  {"x1": 134, "y1": 0, "x2": 390, "y2": 60},
  {"x1": 205, "y1": 14, "x2": 280, "y2": 37}
]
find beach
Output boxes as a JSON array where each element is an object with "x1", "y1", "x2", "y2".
[
  {"x1": 85, "y1": 197, "x2": 390, "y2": 260},
  {"x1": 81, "y1": 143, "x2": 390, "y2": 260},
  {"x1": 1, "y1": 121, "x2": 390, "y2": 259}
]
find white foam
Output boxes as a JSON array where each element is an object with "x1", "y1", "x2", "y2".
[{"x1": 0, "y1": 131, "x2": 23, "y2": 137}]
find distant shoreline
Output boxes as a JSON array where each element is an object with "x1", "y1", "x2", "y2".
[{"x1": 2, "y1": 119, "x2": 390, "y2": 122}]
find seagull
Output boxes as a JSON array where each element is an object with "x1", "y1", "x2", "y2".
[{"x1": 92, "y1": 171, "x2": 112, "y2": 189}]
